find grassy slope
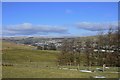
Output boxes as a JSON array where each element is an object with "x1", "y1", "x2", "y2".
[
  {"x1": 2, "y1": 41, "x2": 35, "y2": 50},
  {"x1": 2, "y1": 41, "x2": 119, "y2": 78}
]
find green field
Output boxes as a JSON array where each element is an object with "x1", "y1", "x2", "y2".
[{"x1": 2, "y1": 41, "x2": 120, "y2": 78}]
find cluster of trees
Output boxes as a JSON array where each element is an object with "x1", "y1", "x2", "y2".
[
  {"x1": 37, "y1": 43, "x2": 56, "y2": 50},
  {"x1": 58, "y1": 27, "x2": 120, "y2": 67},
  {"x1": 58, "y1": 39, "x2": 81, "y2": 66}
]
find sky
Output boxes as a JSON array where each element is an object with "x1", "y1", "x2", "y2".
[{"x1": 2, "y1": 2, "x2": 118, "y2": 37}]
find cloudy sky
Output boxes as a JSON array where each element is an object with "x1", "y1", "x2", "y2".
[{"x1": 2, "y1": 2, "x2": 118, "y2": 37}]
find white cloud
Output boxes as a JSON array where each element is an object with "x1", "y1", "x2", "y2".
[
  {"x1": 76, "y1": 21, "x2": 118, "y2": 31},
  {"x1": 3, "y1": 23, "x2": 68, "y2": 36}
]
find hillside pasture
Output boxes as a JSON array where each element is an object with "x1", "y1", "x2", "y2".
[{"x1": 2, "y1": 41, "x2": 120, "y2": 78}]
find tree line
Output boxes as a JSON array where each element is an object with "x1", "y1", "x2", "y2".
[{"x1": 58, "y1": 27, "x2": 120, "y2": 67}]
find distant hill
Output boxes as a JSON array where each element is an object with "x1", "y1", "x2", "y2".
[{"x1": 2, "y1": 35, "x2": 99, "y2": 44}]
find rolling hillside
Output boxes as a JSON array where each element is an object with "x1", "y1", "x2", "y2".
[{"x1": 2, "y1": 41, "x2": 119, "y2": 78}]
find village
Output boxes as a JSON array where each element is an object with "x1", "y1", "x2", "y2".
[{"x1": 28, "y1": 37, "x2": 119, "y2": 54}]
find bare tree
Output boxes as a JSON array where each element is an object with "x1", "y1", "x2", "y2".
[
  {"x1": 84, "y1": 39, "x2": 92, "y2": 69},
  {"x1": 58, "y1": 38, "x2": 75, "y2": 66}
]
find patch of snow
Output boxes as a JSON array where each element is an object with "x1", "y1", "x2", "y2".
[
  {"x1": 80, "y1": 70, "x2": 92, "y2": 73},
  {"x1": 94, "y1": 76, "x2": 106, "y2": 78},
  {"x1": 105, "y1": 67, "x2": 109, "y2": 69}
]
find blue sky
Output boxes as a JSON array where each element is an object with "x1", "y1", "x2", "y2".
[{"x1": 2, "y1": 2, "x2": 118, "y2": 37}]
